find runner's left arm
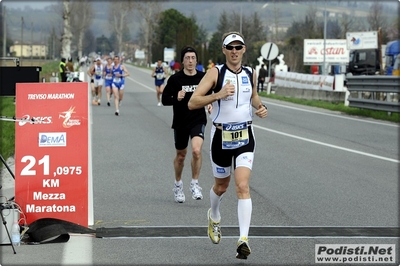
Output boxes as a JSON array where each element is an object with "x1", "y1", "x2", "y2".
[
  {"x1": 250, "y1": 69, "x2": 268, "y2": 118},
  {"x1": 163, "y1": 67, "x2": 169, "y2": 78},
  {"x1": 122, "y1": 66, "x2": 130, "y2": 77}
]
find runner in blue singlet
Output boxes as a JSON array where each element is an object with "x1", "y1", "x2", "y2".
[
  {"x1": 151, "y1": 59, "x2": 168, "y2": 106},
  {"x1": 111, "y1": 55, "x2": 130, "y2": 116},
  {"x1": 103, "y1": 57, "x2": 114, "y2": 106}
]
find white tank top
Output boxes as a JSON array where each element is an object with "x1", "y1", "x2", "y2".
[{"x1": 210, "y1": 64, "x2": 254, "y2": 124}]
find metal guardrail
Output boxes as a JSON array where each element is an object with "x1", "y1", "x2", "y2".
[{"x1": 346, "y1": 76, "x2": 400, "y2": 113}]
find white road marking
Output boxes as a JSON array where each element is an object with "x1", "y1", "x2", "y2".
[
  {"x1": 253, "y1": 124, "x2": 399, "y2": 163},
  {"x1": 61, "y1": 234, "x2": 93, "y2": 265},
  {"x1": 127, "y1": 77, "x2": 154, "y2": 92},
  {"x1": 264, "y1": 101, "x2": 399, "y2": 127}
]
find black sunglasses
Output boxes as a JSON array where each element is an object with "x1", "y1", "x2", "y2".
[{"x1": 224, "y1": 45, "x2": 244, "y2": 51}]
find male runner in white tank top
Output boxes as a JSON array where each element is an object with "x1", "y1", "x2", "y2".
[{"x1": 188, "y1": 31, "x2": 268, "y2": 260}]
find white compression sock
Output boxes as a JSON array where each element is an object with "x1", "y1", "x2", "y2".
[
  {"x1": 238, "y1": 198, "x2": 252, "y2": 238},
  {"x1": 210, "y1": 188, "x2": 222, "y2": 221}
]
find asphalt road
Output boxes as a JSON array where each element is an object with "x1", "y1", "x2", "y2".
[{"x1": 1, "y1": 64, "x2": 399, "y2": 265}]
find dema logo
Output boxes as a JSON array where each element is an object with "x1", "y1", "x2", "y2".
[
  {"x1": 39, "y1": 132, "x2": 67, "y2": 147},
  {"x1": 216, "y1": 167, "x2": 226, "y2": 174}
]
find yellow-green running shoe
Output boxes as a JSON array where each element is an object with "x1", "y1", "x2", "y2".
[
  {"x1": 207, "y1": 208, "x2": 221, "y2": 244},
  {"x1": 236, "y1": 236, "x2": 251, "y2": 259}
]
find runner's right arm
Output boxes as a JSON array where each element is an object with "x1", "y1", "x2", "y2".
[
  {"x1": 87, "y1": 66, "x2": 94, "y2": 77},
  {"x1": 161, "y1": 76, "x2": 176, "y2": 106}
]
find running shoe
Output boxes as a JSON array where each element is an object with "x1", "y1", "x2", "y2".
[
  {"x1": 97, "y1": 100, "x2": 101, "y2": 106},
  {"x1": 92, "y1": 99, "x2": 98, "y2": 105},
  {"x1": 157, "y1": 102, "x2": 162, "y2": 106},
  {"x1": 173, "y1": 185, "x2": 185, "y2": 203},
  {"x1": 236, "y1": 236, "x2": 251, "y2": 260},
  {"x1": 107, "y1": 101, "x2": 110, "y2": 107},
  {"x1": 115, "y1": 110, "x2": 119, "y2": 116},
  {"x1": 190, "y1": 183, "x2": 203, "y2": 200},
  {"x1": 207, "y1": 208, "x2": 221, "y2": 244}
]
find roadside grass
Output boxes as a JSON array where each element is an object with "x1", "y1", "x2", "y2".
[
  {"x1": 260, "y1": 92, "x2": 400, "y2": 123},
  {"x1": 0, "y1": 97, "x2": 16, "y2": 163},
  {"x1": 40, "y1": 61, "x2": 60, "y2": 82}
]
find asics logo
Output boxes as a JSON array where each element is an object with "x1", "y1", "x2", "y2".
[
  {"x1": 19, "y1": 115, "x2": 52, "y2": 126},
  {"x1": 225, "y1": 124, "x2": 245, "y2": 131}
]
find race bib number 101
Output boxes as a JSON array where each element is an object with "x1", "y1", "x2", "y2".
[{"x1": 221, "y1": 122, "x2": 249, "y2": 149}]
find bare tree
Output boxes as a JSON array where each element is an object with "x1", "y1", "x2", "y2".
[
  {"x1": 133, "y1": 2, "x2": 162, "y2": 65},
  {"x1": 338, "y1": 13, "x2": 353, "y2": 39},
  {"x1": 109, "y1": 1, "x2": 134, "y2": 55},
  {"x1": 387, "y1": 16, "x2": 400, "y2": 40},
  {"x1": 70, "y1": 0, "x2": 94, "y2": 59},
  {"x1": 304, "y1": 5, "x2": 320, "y2": 38},
  {"x1": 367, "y1": 0, "x2": 387, "y2": 31},
  {"x1": 60, "y1": 0, "x2": 72, "y2": 59}
]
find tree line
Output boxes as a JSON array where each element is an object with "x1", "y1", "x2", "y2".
[{"x1": 1, "y1": 0, "x2": 398, "y2": 73}]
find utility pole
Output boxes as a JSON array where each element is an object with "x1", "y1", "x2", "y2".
[
  {"x1": 31, "y1": 22, "x2": 33, "y2": 64},
  {"x1": 240, "y1": 4, "x2": 242, "y2": 33},
  {"x1": 52, "y1": 28, "x2": 55, "y2": 60},
  {"x1": 40, "y1": 26, "x2": 43, "y2": 60},
  {"x1": 21, "y1": 16, "x2": 24, "y2": 64},
  {"x1": 2, "y1": 6, "x2": 6, "y2": 57},
  {"x1": 378, "y1": 27, "x2": 383, "y2": 75},
  {"x1": 322, "y1": 0, "x2": 327, "y2": 76}
]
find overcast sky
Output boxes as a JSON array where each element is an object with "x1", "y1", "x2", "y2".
[{"x1": 2, "y1": 0, "x2": 52, "y2": 9}]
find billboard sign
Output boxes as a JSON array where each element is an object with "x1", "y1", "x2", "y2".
[
  {"x1": 163, "y1": 48, "x2": 175, "y2": 63},
  {"x1": 134, "y1": 50, "x2": 145, "y2": 59},
  {"x1": 304, "y1": 39, "x2": 349, "y2": 64},
  {"x1": 346, "y1": 31, "x2": 378, "y2": 50}
]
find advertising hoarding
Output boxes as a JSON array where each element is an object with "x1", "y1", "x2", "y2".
[
  {"x1": 304, "y1": 39, "x2": 349, "y2": 64},
  {"x1": 346, "y1": 31, "x2": 378, "y2": 50}
]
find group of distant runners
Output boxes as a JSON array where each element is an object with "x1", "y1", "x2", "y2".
[{"x1": 87, "y1": 55, "x2": 129, "y2": 116}]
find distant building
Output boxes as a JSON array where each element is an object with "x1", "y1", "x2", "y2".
[
  {"x1": 268, "y1": 23, "x2": 289, "y2": 33},
  {"x1": 10, "y1": 42, "x2": 48, "y2": 58}
]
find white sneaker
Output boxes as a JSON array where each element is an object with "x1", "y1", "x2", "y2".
[
  {"x1": 173, "y1": 185, "x2": 185, "y2": 203},
  {"x1": 190, "y1": 183, "x2": 203, "y2": 200},
  {"x1": 157, "y1": 102, "x2": 162, "y2": 106},
  {"x1": 115, "y1": 109, "x2": 119, "y2": 116}
]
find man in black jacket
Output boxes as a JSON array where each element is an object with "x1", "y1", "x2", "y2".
[
  {"x1": 162, "y1": 46, "x2": 211, "y2": 203},
  {"x1": 257, "y1": 64, "x2": 267, "y2": 92}
]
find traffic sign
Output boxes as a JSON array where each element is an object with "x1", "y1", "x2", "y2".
[{"x1": 261, "y1": 42, "x2": 279, "y2": 60}]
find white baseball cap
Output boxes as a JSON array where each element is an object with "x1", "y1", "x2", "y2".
[
  {"x1": 223, "y1": 34, "x2": 245, "y2": 46},
  {"x1": 95, "y1": 57, "x2": 101, "y2": 61}
]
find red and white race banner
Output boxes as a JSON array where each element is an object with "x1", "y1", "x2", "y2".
[{"x1": 15, "y1": 82, "x2": 90, "y2": 226}]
